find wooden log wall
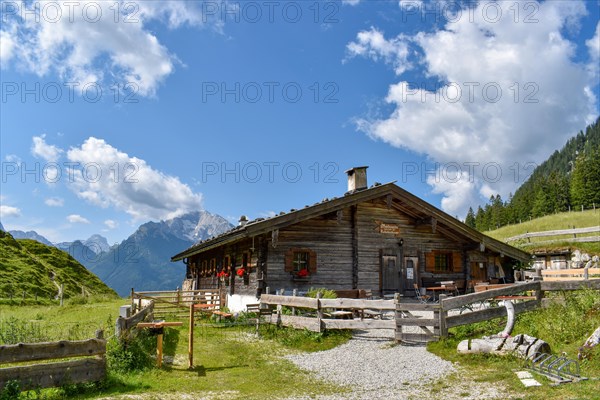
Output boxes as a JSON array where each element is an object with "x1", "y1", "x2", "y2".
[{"x1": 266, "y1": 210, "x2": 354, "y2": 291}]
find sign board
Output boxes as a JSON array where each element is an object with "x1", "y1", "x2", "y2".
[
  {"x1": 406, "y1": 267, "x2": 414, "y2": 280},
  {"x1": 380, "y1": 223, "x2": 400, "y2": 235}
]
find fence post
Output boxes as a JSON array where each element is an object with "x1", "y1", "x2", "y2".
[
  {"x1": 60, "y1": 284, "x2": 64, "y2": 306},
  {"x1": 188, "y1": 304, "x2": 194, "y2": 369},
  {"x1": 265, "y1": 286, "x2": 270, "y2": 295},
  {"x1": 130, "y1": 288, "x2": 135, "y2": 312},
  {"x1": 584, "y1": 266, "x2": 589, "y2": 280},
  {"x1": 438, "y1": 294, "x2": 448, "y2": 339},
  {"x1": 394, "y1": 293, "x2": 401, "y2": 343},
  {"x1": 291, "y1": 289, "x2": 298, "y2": 316},
  {"x1": 316, "y1": 292, "x2": 323, "y2": 333},
  {"x1": 177, "y1": 287, "x2": 181, "y2": 307}
]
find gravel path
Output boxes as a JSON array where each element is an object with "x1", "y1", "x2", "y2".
[{"x1": 284, "y1": 328, "x2": 506, "y2": 400}]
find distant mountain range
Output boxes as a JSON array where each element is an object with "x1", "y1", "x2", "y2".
[
  {"x1": 9, "y1": 230, "x2": 55, "y2": 246},
  {"x1": 2, "y1": 211, "x2": 233, "y2": 297}
]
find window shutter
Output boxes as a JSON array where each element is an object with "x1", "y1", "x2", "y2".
[
  {"x1": 284, "y1": 249, "x2": 294, "y2": 272},
  {"x1": 309, "y1": 250, "x2": 317, "y2": 274},
  {"x1": 426, "y1": 252, "x2": 435, "y2": 272},
  {"x1": 453, "y1": 252, "x2": 463, "y2": 273}
]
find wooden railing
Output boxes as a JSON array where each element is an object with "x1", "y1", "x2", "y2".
[
  {"x1": 132, "y1": 288, "x2": 225, "y2": 319},
  {"x1": 115, "y1": 301, "x2": 154, "y2": 338},
  {"x1": 260, "y1": 280, "x2": 600, "y2": 343},
  {"x1": 506, "y1": 226, "x2": 600, "y2": 244},
  {"x1": 542, "y1": 268, "x2": 600, "y2": 281},
  {"x1": 259, "y1": 294, "x2": 396, "y2": 333},
  {"x1": 0, "y1": 331, "x2": 106, "y2": 391}
]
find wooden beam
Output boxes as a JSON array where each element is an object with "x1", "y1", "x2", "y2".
[
  {"x1": 351, "y1": 205, "x2": 359, "y2": 289},
  {"x1": 0, "y1": 358, "x2": 106, "y2": 391},
  {"x1": 0, "y1": 339, "x2": 105, "y2": 364}
]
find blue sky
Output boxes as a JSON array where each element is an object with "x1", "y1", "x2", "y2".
[{"x1": 1, "y1": 0, "x2": 599, "y2": 245}]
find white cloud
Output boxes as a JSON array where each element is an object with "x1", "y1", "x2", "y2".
[
  {"x1": 588, "y1": 22, "x2": 600, "y2": 61},
  {"x1": 346, "y1": 27, "x2": 411, "y2": 75},
  {"x1": 45, "y1": 197, "x2": 64, "y2": 207},
  {"x1": 67, "y1": 214, "x2": 90, "y2": 224},
  {"x1": 5, "y1": 154, "x2": 22, "y2": 163},
  {"x1": 104, "y1": 219, "x2": 118, "y2": 229},
  {"x1": 342, "y1": 0, "x2": 361, "y2": 6},
  {"x1": 66, "y1": 137, "x2": 203, "y2": 221},
  {"x1": 427, "y1": 171, "x2": 477, "y2": 218},
  {"x1": 1, "y1": 1, "x2": 220, "y2": 96},
  {"x1": 349, "y1": 0, "x2": 598, "y2": 217},
  {"x1": 0, "y1": 205, "x2": 21, "y2": 218},
  {"x1": 31, "y1": 135, "x2": 63, "y2": 162}
]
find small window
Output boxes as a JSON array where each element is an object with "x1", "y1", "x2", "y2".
[
  {"x1": 434, "y1": 253, "x2": 452, "y2": 272},
  {"x1": 292, "y1": 251, "x2": 310, "y2": 273},
  {"x1": 285, "y1": 248, "x2": 317, "y2": 275}
]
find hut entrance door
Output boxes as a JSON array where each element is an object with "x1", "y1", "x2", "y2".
[
  {"x1": 381, "y1": 253, "x2": 400, "y2": 294},
  {"x1": 403, "y1": 257, "x2": 418, "y2": 294}
]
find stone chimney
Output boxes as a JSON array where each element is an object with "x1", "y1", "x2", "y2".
[
  {"x1": 238, "y1": 215, "x2": 248, "y2": 227},
  {"x1": 345, "y1": 166, "x2": 368, "y2": 194}
]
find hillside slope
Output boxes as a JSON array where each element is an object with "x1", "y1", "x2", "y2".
[
  {"x1": 0, "y1": 231, "x2": 118, "y2": 299},
  {"x1": 485, "y1": 209, "x2": 599, "y2": 254}
]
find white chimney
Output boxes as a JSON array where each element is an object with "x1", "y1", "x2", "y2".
[
  {"x1": 238, "y1": 215, "x2": 248, "y2": 227},
  {"x1": 345, "y1": 166, "x2": 368, "y2": 194}
]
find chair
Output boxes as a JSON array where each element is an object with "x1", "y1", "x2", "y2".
[{"x1": 413, "y1": 283, "x2": 432, "y2": 303}]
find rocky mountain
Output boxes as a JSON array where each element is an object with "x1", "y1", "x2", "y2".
[
  {"x1": 0, "y1": 221, "x2": 4, "y2": 231},
  {"x1": 84, "y1": 234, "x2": 111, "y2": 254},
  {"x1": 86, "y1": 211, "x2": 233, "y2": 296},
  {"x1": 9, "y1": 230, "x2": 54, "y2": 247}
]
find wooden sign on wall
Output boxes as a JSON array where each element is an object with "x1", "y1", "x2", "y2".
[{"x1": 380, "y1": 223, "x2": 400, "y2": 235}]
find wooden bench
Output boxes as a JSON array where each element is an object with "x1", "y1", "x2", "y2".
[{"x1": 212, "y1": 310, "x2": 233, "y2": 322}]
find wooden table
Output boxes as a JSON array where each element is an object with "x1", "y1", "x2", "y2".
[{"x1": 427, "y1": 286, "x2": 447, "y2": 301}]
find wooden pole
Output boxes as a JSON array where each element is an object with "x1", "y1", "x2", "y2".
[
  {"x1": 316, "y1": 292, "x2": 323, "y2": 333},
  {"x1": 157, "y1": 333, "x2": 164, "y2": 368},
  {"x1": 188, "y1": 304, "x2": 194, "y2": 369},
  {"x1": 60, "y1": 284, "x2": 64, "y2": 306}
]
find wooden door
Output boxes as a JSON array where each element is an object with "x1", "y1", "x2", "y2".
[
  {"x1": 403, "y1": 257, "x2": 418, "y2": 294},
  {"x1": 381, "y1": 253, "x2": 400, "y2": 294}
]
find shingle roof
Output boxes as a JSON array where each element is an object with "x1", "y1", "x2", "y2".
[{"x1": 171, "y1": 182, "x2": 530, "y2": 263}]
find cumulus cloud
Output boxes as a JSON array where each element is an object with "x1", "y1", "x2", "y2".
[
  {"x1": 346, "y1": 27, "x2": 411, "y2": 75},
  {"x1": 1, "y1": 1, "x2": 219, "y2": 96},
  {"x1": 66, "y1": 137, "x2": 203, "y2": 221},
  {"x1": 67, "y1": 214, "x2": 90, "y2": 224},
  {"x1": 31, "y1": 135, "x2": 63, "y2": 162},
  {"x1": 342, "y1": 0, "x2": 362, "y2": 6},
  {"x1": 45, "y1": 197, "x2": 64, "y2": 207},
  {"x1": 349, "y1": 0, "x2": 598, "y2": 217},
  {"x1": 104, "y1": 219, "x2": 118, "y2": 229},
  {"x1": 0, "y1": 205, "x2": 21, "y2": 218}
]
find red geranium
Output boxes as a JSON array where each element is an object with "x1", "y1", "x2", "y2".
[
  {"x1": 237, "y1": 268, "x2": 246, "y2": 277},
  {"x1": 297, "y1": 268, "x2": 309, "y2": 278}
]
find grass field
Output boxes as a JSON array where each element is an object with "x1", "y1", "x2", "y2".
[
  {"x1": 0, "y1": 298, "x2": 350, "y2": 399},
  {"x1": 485, "y1": 209, "x2": 600, "y2": 254}
]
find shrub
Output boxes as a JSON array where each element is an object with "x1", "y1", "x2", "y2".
[{"x1": 306, "y1": 288, "x2": 337, "y2": 299}]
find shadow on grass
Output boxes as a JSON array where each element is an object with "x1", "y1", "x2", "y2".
[{"x1": 189, "y1": 364, "x2": 250, "y2": 377}]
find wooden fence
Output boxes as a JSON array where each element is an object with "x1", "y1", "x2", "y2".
[
  {"x1": 542, "y1": 268, "x2": 600, "y2": 281},
  {"x1": 131, "y1": 288, "x2": 226, "y2": 319},
  {"x1": 0, "y1": 330, "x2": 106, "y2": 391},
  {"x1": 506, "y1": 225, "x2": 600, "y2": 244},
  {"x1": 259, "y1": 294, "x2": 396, "y2": 332},
  {"x1": 261, "y1": 280, "x2": 600, "y2": 343},
  {"x1": 115, "y1": 301, "x2": 154, "y2": 338}
]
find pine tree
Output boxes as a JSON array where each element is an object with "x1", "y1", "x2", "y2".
[{"x1": 465, "y1": 207, "x2": 476, "y2": 228}]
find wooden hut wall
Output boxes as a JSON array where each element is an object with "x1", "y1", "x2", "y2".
[
  {"x1": 266, "y1": 209, "x2": 354, "y2": 291},
  {"x1": 357, "y1": 199, "x2": 468, "y2": 289}
]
